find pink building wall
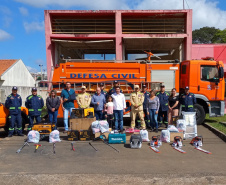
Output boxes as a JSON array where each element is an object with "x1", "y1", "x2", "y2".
[{"x1": 44, "y1": 10, "x2": 193, "y2": 81}]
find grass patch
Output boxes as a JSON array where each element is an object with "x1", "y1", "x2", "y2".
[{"x1": 205, "y1": 114, "x2": 226, "y2": 134}]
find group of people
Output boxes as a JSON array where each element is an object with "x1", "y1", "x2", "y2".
[{"x1": 5, "y1": 80, "x2": 196, "y2": 137}]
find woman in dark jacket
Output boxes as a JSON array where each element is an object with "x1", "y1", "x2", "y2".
[{"x1": 46, "y1": 90, "x2": 61, "y2": 129}]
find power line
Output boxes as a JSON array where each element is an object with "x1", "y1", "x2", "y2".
[{"x1": 185, "y1": 0, "x2": 190, "y2": 9}]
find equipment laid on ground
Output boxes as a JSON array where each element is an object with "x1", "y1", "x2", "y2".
[
  {"x1": 93, "y1": 134, "x2": 107, "y2": 141},
  {"x1": 125, "y1": 128, "x2": 140, "y2": 133},
  {"x1": 53, "y1": 143, "x2": 56, "y2": 154},
  {"x1": 32, "y1": 123, "x2": 55, "y2": 140},
  {"x1": 149, "y1": 136, "x2": 162, "y2": 153},
  {"x1": 190, "y1": 136, "x2": 212, "y2": 154},
  {"x1": 49, "y1": 130, "x2": 61, "y2": 143},
  {"x1": 172, "y1": 136, "x2": 186, "y2": 154},
  {"x1": 27, "y1": 130, "x2": 40, "y2": 143},
  {"x1": 140, "y1": 130, "x2": 150, "y2": 142},
  {"x1": 89, "y1": 142, "x2": 98, "y2": 152},
  {"x1": 34, "y1": 144, "x2": 41, "y2": 153},
  {"x1": 130, "y1": 134, "x2": 142, "y2": 149},
  {"x1": 79, "y1": 130, "x2": 91, "y2": 141},
  {"x1": 67, "y1": 130, "x2": 79, "y2": 141},
  {"x1": 108, "y1": 133, "x2": 126, "y2": 144},
  {"x1": 71, "y1": 142, "x2": 75, "y2": 151},
  {"x1": 16, "y1": 139, "x2": 29, "y2": 153}
]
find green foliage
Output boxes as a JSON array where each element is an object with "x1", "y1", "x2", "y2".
[
  {"x1": 192, "y1": 27, "x2": 226, "y2": 44},
  {"x1": 212, "y1": 29, "x2": 226, "y2": 43},
  {"x1": 192, "y1": 27, "x2": 220, "y2": 44},
  {"x1": 36, "y1": 76, "x2": 41, "y2": 80}
]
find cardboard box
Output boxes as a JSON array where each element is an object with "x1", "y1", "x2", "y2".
[
  {"x1": 94, "y1": 132, "x2": 110, "y2": 139},
  {"x1": 126, "y1": 132, "x2": 140, "y2": 141},
  {"x1": 79, "y1": 130, "x2": 91, "y2": 141},
  {"x1": 70, "y1": 118, "x2": 96, "y2": 131},
  {"x1": 170, "y1": 132, "x2": 184, "y2": 142},
  {"x1": 67, "y1": 130, "x2": 79, "y2": 141}
]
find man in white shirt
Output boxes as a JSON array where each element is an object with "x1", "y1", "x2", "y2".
[{"x1": 111, "y1": 86, "x2": 126, "y2": 132}]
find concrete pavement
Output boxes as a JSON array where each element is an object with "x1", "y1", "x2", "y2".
[{"x1": 0, "y1": 125, "x2": 225, "y2": 184}]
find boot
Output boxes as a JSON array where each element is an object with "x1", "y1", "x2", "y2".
[
  {"x1": 18, "y1": 133, "x2": 24, "y2": 136},
  {"x1": 8, "y1": 134, "x2": 13, "y2": 137}
]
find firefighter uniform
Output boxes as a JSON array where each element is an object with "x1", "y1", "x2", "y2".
[
  {"x1": 130, "y1": 88, "x2": 146, "y2": 129},
  {"x1": 77, "y1": 92, "x2": 91, "y2": 108},
  {"x1": 156, "y1": 91, "x2": 169, "y2": 127},
  {"x1": 180, "y1": 93, "x2": 197, "y2": 112},
  {"x1": 142, "y1": 90, "x2": 150, "y2": 128},
  {"x1": 5, "y1": 91, "x2": 23, "y2": 136},
  {"x1": 25, "y1": 93, "x2": 44, "y2": 131}
]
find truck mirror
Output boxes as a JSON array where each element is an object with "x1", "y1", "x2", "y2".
[{"x1": 219, "y1": 67, "x2": 224, "y2": 79}]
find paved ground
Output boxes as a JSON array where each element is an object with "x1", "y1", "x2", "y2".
[{"x1": 0, "y1": 124, "x2": 225, "y2": 185}]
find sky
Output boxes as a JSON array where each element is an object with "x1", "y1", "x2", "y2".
[{"x1": 0, "y1": 0, "x2": 226, "y2": 73}]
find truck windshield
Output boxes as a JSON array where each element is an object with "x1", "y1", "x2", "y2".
[{"x1": 201, "y1": 65, "x2": 219, "y2": 82}]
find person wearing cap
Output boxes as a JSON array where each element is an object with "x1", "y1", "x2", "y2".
[
  {"x1": 5, "y1": 87, "x2": 24, "y2": 137},
  {"x1": 25, "y1": 87, "x2": 44, "y2": 131},
  {"x1": 130, "y1": 85, "x2": 146, "y2": 130},
  {"x1": 108, "y1": 80, "x2": 122, "y2": 96},
  {"x1": 99, "y1": 83, "x2": 108, "y2": 100},
  {"x1": 77, "y1": 86, "x2": 91, "y2": 109},
  {"x1": 91, "y1": 87, "x2": 106, "y2": 120},
  {"x1": 61, "y1": 82, "x2": 76, "y2": 132},
  {"x1": 142, "y1": 85, "x2": 151, "y2": 129},
  {"x1": 179, "y1": 86, "x2": 196, "y2": 112},
  {"x1": 156, "y1": 85, "x2": 169, "y2": 128}
]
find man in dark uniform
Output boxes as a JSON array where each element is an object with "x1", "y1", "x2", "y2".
[
  {"x1": 5, "y1": 86, "x2": 24, "y2": 137},
  {"x1": 142, "y1": 85, "x2": 151, "y2": 129},
  {"x1": 180, "y1": 86, "x2": 197, "y2": 112},
  {"x1": 108, "y1": 80, "x2": 122, "y2": 95},
  {"x1": 25, "y1": 87, "x2": 44, "y2": 131},
  {"x1": 99, "y1": 83, "x2": 108, "y2": 100},
  {"x1": 156, "y1": 85, "x2": 169, "y2": 128}
]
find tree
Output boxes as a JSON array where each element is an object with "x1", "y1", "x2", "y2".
[
  {"x1": 212, "y1": 29, "x2": 226, "y2": 43},
  {"x1": 192, "y1": 27, "x2": 220, "y2": 44},
  {"x1": 36, "y1": 76, "x2": 41, "y2": 80}
]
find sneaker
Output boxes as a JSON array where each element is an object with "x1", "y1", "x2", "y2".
[
  {"x1": 114, "y1": 130, "x2": 119, "y2": 133},
  {"x1": 8, "y1": 134, "x2": 13, "y2": 137},
  {"x1": 18, "y1": 133, "x2": 24, "y2": 136}
]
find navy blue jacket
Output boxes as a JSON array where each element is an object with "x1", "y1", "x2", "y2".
[
  {"x1": 180, "y1": 93, "x2": 197, "y2": 112},
  {"x1": 142, "y1": 91, "x2": 150, "y2": 109},
  {"x1": 25, "y1": 95, "x2": 44, "y2": 116},
  {"x1": 156, "y1": 91, "x2": 169, "y2": 112},
  {"x1": 5, "y1": 94, "x2": 22, "y2": 115}
]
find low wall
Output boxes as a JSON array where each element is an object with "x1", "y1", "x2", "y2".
[{"x1": 0, "y1": 86, "x2": 49, "y2": 106}]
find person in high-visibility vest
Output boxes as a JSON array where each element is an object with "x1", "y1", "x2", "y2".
[
  {"x1": 25, "y1": 87, "x2": 44, "y2": 131},
  {"x1": 179, "y1": 86, "x2": 196, "y2": 112},
  {"x1": 5, "y1": 86, "x2": 24, "y2": 137}
]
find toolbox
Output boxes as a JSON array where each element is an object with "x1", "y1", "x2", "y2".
[
  {"x1": 108, "y1": 133, "x2": 126, "y2": 144},
  {"x1": 32, "y1": 123, "x2": 55, "y2": 135},
  {"x1": 130, "y1": 134, "x2": 142, "y2": 149},
  {"x1": 67, "y1": 130, "x2": 79, "y2": 141},
  {"x1": 84, "y1": 108, "x2": 94, "y2": 118},
  {"x1": 79, "y1": 130, "x2": 91, "y2": 141},
  {"x1": 71, "y1": 108, "x2": 83, "y2": 118}
]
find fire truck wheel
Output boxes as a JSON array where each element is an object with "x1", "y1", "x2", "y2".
[{"x1": 194, "y1": 104, "x2": 205, "y2": 125}]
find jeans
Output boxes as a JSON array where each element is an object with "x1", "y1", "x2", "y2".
[
  {"x1": 107, "y1": 114, "x2": 114, "y2": 128},
  {"x1": 149, "y1": 109, "x2": 158, "y2": 129},
  {"x1": 95, "y1": 110, "x2": 103, "y2": 120},
  {"x1": 48, "y1": 110, "x2": 58, "y2": 129},
  {"x1": 113, "y1": 110, "x2": 124, "y2": 131},
  {"x1": 9, "y1": 114, "x2": 22, "y2": 135},
  {"x1": 63, "y1": 108, "x2": 73, "y2": 131},
  {"x1": 28, "y1": 115, "x2": 41, "y2": 130}
]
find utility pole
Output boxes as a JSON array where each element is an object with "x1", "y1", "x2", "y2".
[
  {"x1": 39, "y1": 64, "x2": 43, "y2": 81},
  {"x1": 183, "y1": 0, "x2": 185, "y2": 9}
]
